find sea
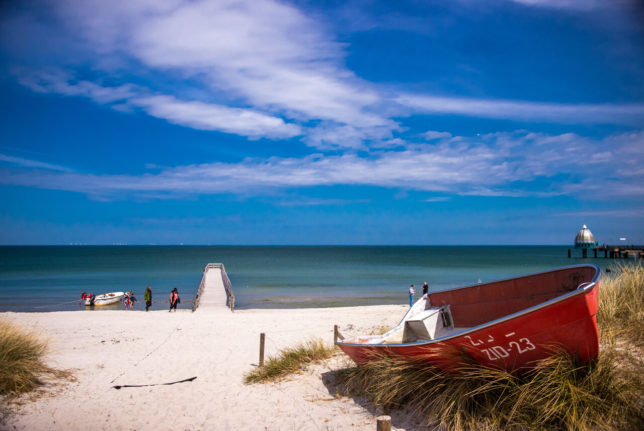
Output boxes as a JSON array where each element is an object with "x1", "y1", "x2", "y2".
[{"x1": 0, "y1": 246, "x2": 612, "y2": 312}]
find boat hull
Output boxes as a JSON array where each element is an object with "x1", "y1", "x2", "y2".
[
  {"x1": 337, "y1": 265, "x2": 600, "y2": 372},
  {"x1": 84, "y1": 292, "x2": 125, "y2": 306}
]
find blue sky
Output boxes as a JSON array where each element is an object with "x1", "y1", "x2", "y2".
[{"x1": 1, "y1": 0, "x2": 643, "y2": 245}]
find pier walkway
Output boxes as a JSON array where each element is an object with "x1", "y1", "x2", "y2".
[
  {"x1": 193, "y1": 263, "x2": 235, "y2": 312},
  {"x1": 568, "y1": 245, "x2": 644, "y2": 259}
]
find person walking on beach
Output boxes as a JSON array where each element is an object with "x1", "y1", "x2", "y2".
[
  {"x1": 422, "y1": 281, "x2": 429, "y2": 296},
  {"x1": 144, "y1": 285, "x2": 152, "y2": 312},
  {"x1": 409, "y1": 284, "x2": 416, "y2": 307},
  {"x1": 169, "y1": 288, "x2": 179, "y2": 312}
]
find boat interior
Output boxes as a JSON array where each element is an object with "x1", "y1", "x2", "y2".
[{"x1": 348, "y1": 265, "x2": 598, "y2": 345}]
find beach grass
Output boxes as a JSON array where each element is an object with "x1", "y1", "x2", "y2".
[
  {"x1": 336, "y1": 262, "x2": 644, "y2": 430},
  {"x1": 0, "y1": 320, "x2": 54, "y2": 396},
  {"x1": 597, "y1": 261, "x2": 644, "y2": 345},
  {"x1": 244, "y1": 338, "x2": 335, "y2": 384},
  {"x1": 0, "y1": 319, "x2": 68, "y2": 422},
  {"x1": 339, "y1": 346, "x2": 644, "y2": 430}
]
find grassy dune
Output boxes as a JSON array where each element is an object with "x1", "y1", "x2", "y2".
[
  {"x1": 244, "y1": 338, "x2": 335, "y2": 383},
  {"x1": 338, "y1": 262, "x2": 644, "y2": 430}
]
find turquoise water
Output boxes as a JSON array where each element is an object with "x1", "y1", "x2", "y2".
[{"x1": 0, "y1": 246, "x2": 609, "y2": 312}]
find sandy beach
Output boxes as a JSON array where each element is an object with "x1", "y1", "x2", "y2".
[{"x1": 1, "y1": 305, "x2": 414, "y2": 431}]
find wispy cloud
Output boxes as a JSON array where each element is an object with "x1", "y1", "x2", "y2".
[
  {"x1": 422, "y1": 131, "x2": 453, "y2": 141},
  {"x1": 507, "y1": 0, "x2": 616, "y2": 11},
  {"x1": 16, "y1": 68, "x2": 138, "y2": 104},
  {"x1": 5, "y1": 0, "x2": 391, "y2": 147},
  {"x1": 0, "y1": 153, "x2": 74, "y2": 173},
  {"x1": 554, "y1": 208, "x2": 644, "y2": 218},
  {"x1": 396, "y1": 94, "x2": 644, "y2": 125},
  {"x1": 43, "y1": 0, "x2": 386, "y2": 126},
  {"x1": 276, "y1": 197, "x2": 371, "y2": 207},
  {"x1": 17, "y1": 69, "x2": 302, "y2": 140},
  {"x1": 2, "y1": 130, "x2": 642, "y2": 200},
  {"x1": 131, "y1": 95, "x2": 302, "y2": 139},
  {"x1": 5, "y1": 0, "x2": 643, "y2": 151}
]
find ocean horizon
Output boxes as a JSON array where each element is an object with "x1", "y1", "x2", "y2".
[{"x1": 0, "y1": 245, "x2": 612, "y2": 312}]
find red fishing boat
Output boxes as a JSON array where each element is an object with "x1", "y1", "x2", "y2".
[{"x1": 336, "y1": 264, "x2": 600, "y2": 372}]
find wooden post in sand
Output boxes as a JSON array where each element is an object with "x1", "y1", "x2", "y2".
[
  {"x1": 259, "y1": 333, "x2": 265, "y2": 367},
  {"x1": 334, "y1": 325, "x2": 339, "y2": 344},
  {"x1": 376, "y1": 415, "x2": 391, "y2": 431}
]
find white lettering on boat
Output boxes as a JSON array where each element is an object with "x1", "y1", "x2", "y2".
[
  {"x1": 509, "y1": 338, "x2": 536, "y2": 354},
  {"x1": 491, "y1": 346, "x2": 509, "y2": 358},
  {"x1": 480, "y1": 337, "x2": 536, "y2": 360},
  {"x1": 465, "y1": 335, "x2": 483, "y2": 346},
  {"x1": 481, "y1": 348, "x2": 498, "y2": 360}
]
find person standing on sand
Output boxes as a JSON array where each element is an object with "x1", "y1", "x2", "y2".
[
  {"x1": 124, "y1": 291, "x2": 131, "y2": 310},
  {"x1": 422, "y1": 281, "x2": 429, "y2": 296},
  {"x1": 169, "y1": 288, "x2": 179, "y2": 312},
  {"x1": 409, "y1": 284, "x2": 416, "y2": 307},
  {"x1": 144, "y1": 285, "x2": 152, "y2": 312}
]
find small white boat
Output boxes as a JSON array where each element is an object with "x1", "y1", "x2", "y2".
[{"x1": 82, "y1": 292, "x2": 125, "y2": 306}]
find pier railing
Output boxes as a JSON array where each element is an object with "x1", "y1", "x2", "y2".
[{"x1": 192, "y1": 262, "x2": 235, "y2": 312}]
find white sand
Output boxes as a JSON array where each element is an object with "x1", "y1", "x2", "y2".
[{"x1": 1, "y1": 304, "x2": 416, "y2": 431}]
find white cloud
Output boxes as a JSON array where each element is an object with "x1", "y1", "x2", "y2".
[
  {"x1": 16, "y1": 69, "x2": 302, "y2": 140},
  {"x1": 16, "y1": 68, "x2": 138, "y2": 104},
  {"x1": 422, "y1": 131, "x2": 453, "y2": 140},
  {"x1": 4, "y1": 0, "x2": 644, "y2": 150},
  {"x1": 46, "y1": 0, "x2": 386, "y2": 127},
  {"x1": 396, "y1": 94, "x2": 644, "y2": 125},
  {"x1": 303, "y1": 122, "x2": 399, "y2": 150},
  {"x1": 508, "y1": 0, "x2": 609, "y2": 11},
  {"x1": 2, "y1": 130, "x2": 642, "y2": 200},
  {"x1": 5, "y1": 0, "x2": 393, "y2": 147},
  {"x1": 131, "y1": 95, "x2": 302, "y2": 139}
]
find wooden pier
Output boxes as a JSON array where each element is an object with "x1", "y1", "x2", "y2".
[
  {"x1": 192, "y1": 263, "x2": 235, "y2": 312},
  {"x1": 568, "y1": 245, "x2": 644, "y2": 259}
]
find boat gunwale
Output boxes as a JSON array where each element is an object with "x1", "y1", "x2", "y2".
[{"x1": 336, "y1": 264, "x2": 601, "y2": 348}]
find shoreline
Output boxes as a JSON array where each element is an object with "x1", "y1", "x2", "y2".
[
  {"x1": 1, "y1": 304, "x2": 411, "y2": 431},
  {"x1": 1, "y1": 295, "x2": 409, "y2": 313}
]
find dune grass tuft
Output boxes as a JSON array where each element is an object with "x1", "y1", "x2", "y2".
[
  {"x1": 337, "y1": 263, "x2": 644, "y2": 430},
  {"x1": 597, "y1": 261, "x2": 644, "y2": 345},
  {"x1": 245, "y1": 338, "x2": 335, "y2": 384},
  {"x1": 1, "y1": 320, "x2": 73, "y2": 423},
  {"x1": 0, "y1": 319, "x2": 54, "y2": 396}
]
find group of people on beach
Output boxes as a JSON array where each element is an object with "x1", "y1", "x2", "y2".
[
  {"x1": 408, "y1": 281, "x2": 430, "y2": 307},
  {"x1": 122, "y1": 285, "x2": 180, "y2": 312}
]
